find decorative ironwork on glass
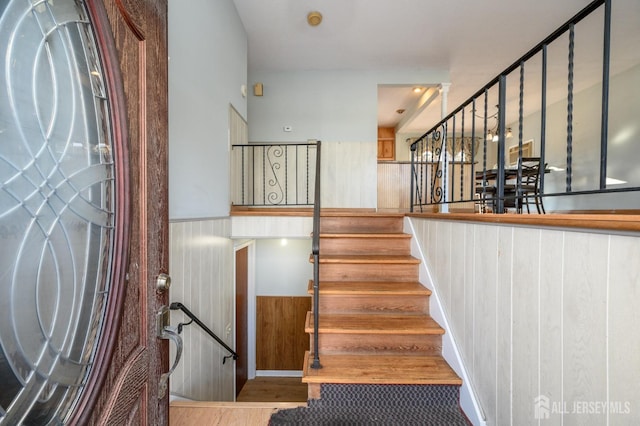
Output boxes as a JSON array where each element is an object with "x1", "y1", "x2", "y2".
[{"x1": 0, "y1": 0, "x2": 116, "y2": 423}]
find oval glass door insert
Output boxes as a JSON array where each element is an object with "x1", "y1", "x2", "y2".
[{"x1": 0, "y1": 0, "x2": 127, "y2": 423}]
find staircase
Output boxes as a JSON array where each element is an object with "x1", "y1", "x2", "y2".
[{"x1": 301, "y1": 211, "x2": 462, "y2": 399}]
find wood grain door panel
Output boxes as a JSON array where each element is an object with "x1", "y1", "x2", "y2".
[
  {"x1": 84, "y1": 0, "x2": 169, "y2": 424},
  {"x1": 256, "y1": 297, "x2": 311, "y2": 371}
]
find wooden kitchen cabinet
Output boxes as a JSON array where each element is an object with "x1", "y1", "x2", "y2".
[{"x1": 377, "y1": 126, "x2": 395, "y2": 161}]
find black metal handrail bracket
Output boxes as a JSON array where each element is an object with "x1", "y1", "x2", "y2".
[
  {"x1": 311, "y1": 141, "x2": 322, "y2": 369},
  {"x1": 409, "y1": 0, "x2": 640, "y2": 213},
  {"x1": 169, "y1": 302, "x2": 238, "y2": 364}
]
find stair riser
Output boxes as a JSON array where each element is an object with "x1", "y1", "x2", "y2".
[
  {"x1": 317, "y1": 295, "x2": 429, "y2": 314},
  {"x1": 309, "y1": 334, "x2": 442, "y2": 356},
  {"x1": 319, "y1": 263, "x2": 418, "y2": 282},
  {"x1": 320, "y1": 237, "x2": 410, "y2": 255},
  {"x1": 320, "y1": 217, "x2": 403, "y2": 234}
]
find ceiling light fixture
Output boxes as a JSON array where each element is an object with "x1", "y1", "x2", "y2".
[
  {"x1": 476, "y1": 105, "x2": 513, "y2": 142},
  {"x1": 413, "y1": 87, "x2": 423, "y2": 93},
  {"x1": 487, "y1": 126, "x2": 513, "y2": 142},
  {"x1": 307, "y1": 11, "x2": 322, "y2": 26}
]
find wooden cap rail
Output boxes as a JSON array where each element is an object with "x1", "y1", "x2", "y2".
[{"x1": 406, "y1": 212, "x2": 640, "y2": 233}]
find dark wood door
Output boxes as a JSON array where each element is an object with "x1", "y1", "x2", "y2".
[
  {"x1": 0, "y1": 0, "x2": 168, "y2": 423},
  {"x1": 235, "y1": 247, "x2": 249, "y2": 397},
  {"x1": 82, "y1": 0, "x2": 169, "y2": 424}
]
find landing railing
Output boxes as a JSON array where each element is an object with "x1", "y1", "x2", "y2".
[
  {"x1": 170, "y1": 302, "x2": 238, "y2": 364},
  {"x1": 231, "y1": 142, "x2": 318, "y2": 207},
  {"x1": 410, "y1": 0, "x2": 640, "y2": 213}
]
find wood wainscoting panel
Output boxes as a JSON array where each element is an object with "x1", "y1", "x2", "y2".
[
  {"x1": 377, "y1": 162, "x2": 411, "y2": 210},
  {"x1": 256, "y1": 296, "x2": 311, "y2": 371}
]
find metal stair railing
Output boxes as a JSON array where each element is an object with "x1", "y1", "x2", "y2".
[
  {"x1": 170, "y1": 302, "x2": 238, "y2": 364},
  {"x1": 409, "y1": 0, "x2": 640, "y2": 213},
  {"x1": 311, "y1": 141, "x2": 322, "y2": 369}
]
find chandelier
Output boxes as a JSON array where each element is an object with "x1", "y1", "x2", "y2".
[{"x1": 476, "y1": 105, "x2": 513, "y2": 142}]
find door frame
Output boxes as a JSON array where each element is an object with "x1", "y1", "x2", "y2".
[{"x1": 234, "y1": 240, "x2": 256, "y2": 384}]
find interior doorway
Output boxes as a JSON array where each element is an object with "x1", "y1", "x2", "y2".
[{"x1": 235, "y1": 246, "x2": 249, "y2": 397}]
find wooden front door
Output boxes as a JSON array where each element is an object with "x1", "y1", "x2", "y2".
[
  {"x1": 0, "y1": 0, "x2": 169, "y2": 424},
  {"x1": 84, "y1": 0, "x2": 170, "y2": 424}
]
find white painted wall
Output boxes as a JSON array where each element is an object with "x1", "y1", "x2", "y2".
[
  {"x1": 247, "y1": 69, "x2": 447, "y2": 143},
  {"x1": 168, "y1": 0, "x2": 248, "y2": 219},
  {"x1": 409, "y1": 216, "x2": 640, "y2": 425},
  {"x1": 255, "y1": 239, "x2": 311, "y2": 296},
  {"x1": 246, "y1": 69, "x2": 448, "y2": 208}
]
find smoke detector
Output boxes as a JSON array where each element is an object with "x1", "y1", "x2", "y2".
[{"x1": 307, "y1": 11, "x2": 322, "y2": 26}]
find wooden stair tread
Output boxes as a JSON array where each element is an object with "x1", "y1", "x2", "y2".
[
  {"x1": 302, "y1": 352, "x2": 462, "y2": 385},
  {"x1": 319, "y1": 211, "x2": 404, "y2": 218},
  {"x1": 307, "y1": 280, "x2": 431, "y2": 296},
  {"x1": 319, "y1": 233, "x2": 411, "y2": 238},
  {"x1": 311, "y1": 254, "x2": 420, "y2": 264},
  {"x1": 303, "y1": 211, "x2": 462, "y2": 396},
  {"x1": 305, "y1": 312, "x2": 444, "y2": 334}
]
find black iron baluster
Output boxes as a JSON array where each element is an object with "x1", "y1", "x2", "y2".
[
  {"x1": 410, "y1": 144, "x2": 415, "y2": 212},
  {"x1": 482, "y1": 90, "x2": 489, "y2": 203},
  {"x1": 540, "y1": 44, "x2": 548, "y2": 193},
  {"x1": 566, "y1": 23, "x2": 575, "y2": 193},
  {"x1": 600, "y1": 0, "x2": 612, "y2": 189},
  {"x1": 517, "y1": 61, "x2": 525, "y2": 212},
  {"x1": 460, "y1": 109, "x2": 465, "y2": 203},
  {"x1": 241, "y1": 146, "x2": 246, "y2": 205},
  {"x1": 262, "y1": 146, "x2": 267, "y2": 204},
  {"x1": 470, "y1": 99, "x2": 477, "y2": 203},
  {"x1": 295, "y1": 144, "x2": 300, "y2": 205},
  {"x1": 442, "y1": 123, "x2": 448, "y2": 204},
  {"x1": 497, "y1": 75, "x2": 507, "y2": 213},
  {"x1": 285, "y1": 145, "x2": 289, "y2": 205},
  {"x1": 451, "y1": 114, "x2": 456, "y2": 203}
]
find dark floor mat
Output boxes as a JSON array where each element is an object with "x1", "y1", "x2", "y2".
[{"x1": 270, "y1": 384, "x2": 469, "y2": 426}]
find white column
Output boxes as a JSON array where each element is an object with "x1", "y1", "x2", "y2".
[{"x1": 440, "y1": 83, "x2": 451, "y2": 119}]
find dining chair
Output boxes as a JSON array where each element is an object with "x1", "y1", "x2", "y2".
[
  {"x1": 474, "y1": 181, "x2": 497, "y2": 213},
  {"x1": 504, "y1": 157, "x2": 546, "y2": 214}
]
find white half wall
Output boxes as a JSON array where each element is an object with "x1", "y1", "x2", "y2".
[{"x1": 409, "y1": 216, "x2": 640, "y2": 425}]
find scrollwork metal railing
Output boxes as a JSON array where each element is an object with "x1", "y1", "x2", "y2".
[{"x1": 231, "y1": 142, "x2": 318, "y2": 207}]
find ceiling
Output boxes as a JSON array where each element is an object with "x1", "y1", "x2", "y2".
[{"x1": 231, "y1": 0, "x2": 603, "y2": 133}]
